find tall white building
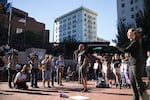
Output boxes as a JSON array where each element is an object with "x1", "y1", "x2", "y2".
[
  {"x1": 117, "y1": 0, "x2": 144, "y2": 27},
  {"x1": 54, "y1": 6, "x2": 97, "y2": 42}
]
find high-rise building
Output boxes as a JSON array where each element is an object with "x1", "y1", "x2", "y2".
[
  {"x1": 117, "y1": 0, "x2": 144, "y2": 27},
  {"x1": 54, "y1": 6, "x2": 97, "y2": 42}
]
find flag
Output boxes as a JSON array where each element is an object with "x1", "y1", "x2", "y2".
[
  {"x1": 18, "y1": 17, "x2": 26, "y2": 24},
  {"x1": 6, "y1": 2, "x2": 12, "y2": 12}
]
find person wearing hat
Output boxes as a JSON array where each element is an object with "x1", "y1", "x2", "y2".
[
  {"x1": 7, "y1": 49, "x2": 19, "y2": 88},
  {"x1": 14, "y1": 65, "x2": 28, "y2": 90},
  {"x1": 29, "y1": 52, "x2": 40, "y2": 88}
]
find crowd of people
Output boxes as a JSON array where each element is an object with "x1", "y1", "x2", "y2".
[{"x1": 0, "y1": 28, "x2": 150, "y2": 99}]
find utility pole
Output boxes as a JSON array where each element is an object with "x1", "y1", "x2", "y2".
[{"x1": 7, "y1": 2, "x2": 12, "y2": 46}]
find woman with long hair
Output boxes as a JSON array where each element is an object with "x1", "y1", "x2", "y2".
[{"x1": 113, "y1": 28, "x2": 148, "y2": 100}]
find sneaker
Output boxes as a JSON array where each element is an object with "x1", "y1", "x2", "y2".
[
  {"x1": 59, "y1": 84, "x2": 64, "y2": 86},
  {"x1": 48, "y1": 86, "x2": 51, "y2": 88},
  {"x1": 81, "y1": 88, "x2": 88, "y2": 92},
  {"x1": 142, "y1": 91, "x2": 149, "y2": 100},
  {"x1": 9, "y1": 85, "x2": 13, "y2": 88},
  {"x1": 34, "y1": 86, "x2": 39, "y2": 88}
]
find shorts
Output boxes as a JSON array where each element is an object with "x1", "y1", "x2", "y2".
[
  {"x1": 79, "y1": 66, "x2": 87, "y2": 78},
  {"x1": 42, "y1": 71, "x2": 51, "y2": 80}
]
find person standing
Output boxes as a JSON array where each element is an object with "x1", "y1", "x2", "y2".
[
  {"x1": 77, "y1": 44, "x2": 89, "y2": 92},
  {"x1": 7, "y1": 49, "x2": 19, "y2": 88},
  {"x1": 112, "y1": 53, "x2": 121, "y2": 89},
  {"x1": 51, "y1": 56, "x2": 56, "y2": 87},
  {"x1": 41, "y1": 54, "x2": 51, "y2": 88},
  {"x1": 113, "y1": 28, "x2": 148, "y2": 100},
  {"x1": 73, "y1": 49, "x2": 80, "y2": 83},
  {"x1": 55, "y1": 55, "x2": 65, "y2": 86},
  {"x1": 30, "y1": 53, "x2": 39, "y2": 88},
  {"x1": 146, "y1": 50, "x2": 150, "y2": 89}
]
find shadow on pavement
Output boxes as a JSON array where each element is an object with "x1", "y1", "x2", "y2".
[
  {"x1": 1, "y1": 90, "x2": 52, "y2": 96},
  {"x1": 101, "y1": 91, "x2": 133, "y2": 96}
]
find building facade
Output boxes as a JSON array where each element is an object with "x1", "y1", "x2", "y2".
[
  {"x1": 54, "y1": 6, "x2": 97, "y2": 43},
  {"x1": 117, "y1": 0, "x2": 144, "y2": 27},
  {"x1": 0, "y1": 7, "x2": 49, "y2": 45}
]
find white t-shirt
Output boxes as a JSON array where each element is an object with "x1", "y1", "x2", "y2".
[
  {"x1": 102, "y1": 61, "x2": 107, "y2": 74},
  {"x1": 14, "y1": 72, "x2": 27, "y2": 83},
  {"x1": 146, "y1": 57, "x2": 150, "y2": 67},
  {"x1": 93, "y1": 62, "x2": 99, "y2": 70}
]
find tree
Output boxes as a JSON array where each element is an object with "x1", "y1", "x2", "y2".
[
  {"x1": 11, "y1": 31, "x2": 43, "y2": 50},
  {"x1": 117, "y1": 0, "x2": 150, "y2": 50},
  {"x1": 0, "y1": 18, "x2": 8, "y2": 45},
  {"x1": 116, "y1": 19, "x2": 130, "y2": 48},
  {"x1": 135, "y1": 0, "x2": 150, "y2": 51}
]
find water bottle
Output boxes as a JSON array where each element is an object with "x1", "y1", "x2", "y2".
[{"x1": 58, "y1": 91, "x2": 69, "y2": 98}]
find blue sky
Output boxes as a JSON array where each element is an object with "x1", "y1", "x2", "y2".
[{"x1": 8, "y1": 0, "x2": 118, "y2": 42}]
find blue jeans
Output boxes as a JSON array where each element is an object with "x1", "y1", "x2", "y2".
[{"x1": 30, "y1": 68, "x2": 39, "y2": 87}]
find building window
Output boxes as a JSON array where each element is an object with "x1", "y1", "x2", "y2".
[
  {"x1": 67, "y1": 31, "x2": 71, "y2": 34},
  {"x1": 135, "y1": 0, "x2": 138, "y2": 3},
  {"x1": 68, "y1": 26, "x2": 71, "y2": 30},
  {"x1": 131, "y1": 7, "x2": 134, "y2": 11},
  {"x1": 72, "y1": 15, "x2": 76, "y2": 19},
  {"x1": 131, "y1": 0, "x2": 134, "y2": 5},
  {"x1": 93, "y1": 17, "x2": 96, "y2": 20},
  {"x1": 68, "y1": 17, "x2": 71, "y2": 21},
  {"x1": 84, "y1": 13, "x2": 86, "y2": 16},
  {"x1": 73, "y1": 25, "x2": 76, "y2": 28},
  {"x1": 131, "y1": 14, "x2": 134, "y2": 19},
  {"x1": 72, "y1": 20, "x2": 76, "y2": 24},
  {"x1": 135, "y1": 5, "x2": 139, "y2": 10},
  {"x1": 63, "y1": 19, "x2": 66, "y2": 23},
  {"x1": 121, "y1": 9, "x2": 125, "y2": 14},
  {"x1": 121, "y1": 3, "x2": 125, "y2": 8},
  {"x1": 72, "y1": 29, "x2": 76, "y2": 33}
]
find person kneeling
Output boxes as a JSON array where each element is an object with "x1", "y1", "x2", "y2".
[{"x1": 14, "y1": 65, "x2": 28, "y2": 90}]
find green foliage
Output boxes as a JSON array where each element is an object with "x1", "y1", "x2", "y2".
[
  {"x1": 0, "y1": 19, "x2": 8, "y2": 45},
  {"x1": 117, "y1": 0, "x2": 150, "y2": 50},
  {"x1": 116, "y1": 19, "x2": 130, "y2": 48},
  {"x1": 135, "y1": 0, "x2": 150, "y2": 50},
  {"x1": 12, "y1": 31, "x2": 43, "y2": 48}
]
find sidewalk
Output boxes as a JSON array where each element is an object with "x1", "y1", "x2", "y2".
[{"x1": 0, "y1": 80, "x2": 150, "y2": 100}]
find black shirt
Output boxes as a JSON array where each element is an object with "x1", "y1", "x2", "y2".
[{"x1": 117, "y1": 40, "x2": 143, "y2": 66}]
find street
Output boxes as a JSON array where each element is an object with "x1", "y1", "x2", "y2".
[{"x1": 0, "y1": 79, "x2": 150, "y2": 100}]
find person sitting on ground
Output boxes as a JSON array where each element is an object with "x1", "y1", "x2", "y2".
[{"x1": 14, "y1": 64, "x2": 29, "y2": 90}]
